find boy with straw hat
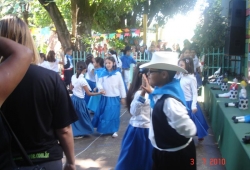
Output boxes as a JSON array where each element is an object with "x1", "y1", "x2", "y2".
[{"x1": 140, "y1": 52, "x2": 197, "y2": 170}]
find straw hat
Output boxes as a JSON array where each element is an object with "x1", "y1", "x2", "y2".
[{"x1": 140, "y1": 52, "x2": 187, "y2": 73}]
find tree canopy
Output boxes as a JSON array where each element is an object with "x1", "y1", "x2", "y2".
[
  {"x1": 0, "y1": 0, "x2": 197, "y2": 50},
  {"x1": 192, "y1": 0, "x2": 228, "y2": 51}
]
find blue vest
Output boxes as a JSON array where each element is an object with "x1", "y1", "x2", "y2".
[{"x1": 152, "y1": 94, "x2": 190, "y2": 149}]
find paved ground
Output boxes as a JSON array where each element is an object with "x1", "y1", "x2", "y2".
[{"x1": 63, "y1": 91, "x2": 227, "y2": 170}]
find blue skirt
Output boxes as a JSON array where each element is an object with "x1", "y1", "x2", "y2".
[
  {"x1": 87, "y1": 95, "x2": 101, "y2": 113},
  {"x1": 92, "y1": 96, "x2": 120, "y2": 134},
  {"x1": 115, "y1": 124, "x2": 153, "y2": 170},
  {"x1": 117, "y1": 68, "x2": 128, "y2": 92},
  {"x1": 84, "y1": 79, "x2": 96, "y2": 105},
  {"x1": 186, "y1": 101, "x2": 209, "y2": 139},
  {"x1": 71, "y1": 95, "x2": 94, "y2": 136}
]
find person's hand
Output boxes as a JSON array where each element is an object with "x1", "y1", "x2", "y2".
[
  {"x1": 99, "y1": 90, "x2": 105, "y2": 95},
  {"x1": 192, "y1": 108, "x2": 197, "y2": 114},
  {"x1": 63, "y1": 163, "x2": 76, "y2": 170},
  {"x1": 121, "y1": 98, "x2": 126, "y2": 105},
  {"x1": 69, "y1": 84, "x2": 74, "y2": 91},
  {"x1": 141, "y1": 74, "x2": 152, "y2": 94},
  {"x1": 93, "y1": 87, "x2": 97, "y2": 92}
]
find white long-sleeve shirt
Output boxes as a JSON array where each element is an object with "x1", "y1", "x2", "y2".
[
  {"x1": 96, "y1": 71, "x2": 126, "y2": 98},
  {"x1": 85, "y1": 63, "x2": 96, "y2": 82},
  {"x1": 111, "y1": 54, "x2": 123, "y2": 69},
  {"x1": 129, "y1": 91, "x2": 150, "y2": 128},
  {"x1": 179, "y1": 74, "x2": 198, "y2": 110},
  {"x1": 193, "y1": 55, "x2": 200, "y2": 72},
  {"x1": 149, "y1": 95, "x2": 197, "y2": 151}
]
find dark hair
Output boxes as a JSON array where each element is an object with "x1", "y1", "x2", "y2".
[
  {"x1": 76, "y1": 61, "x2": 87, "y2": 78},
  {"x1": 190, "y1": 47, "x2": 196, "y2": 52},
  {"x1": 105, "y1": 56, "x2": 117, "y2": 70},
  {"x1": 167, "y1": 70, "x2": 177, "y2": 81},
  {"x1": 65, "y1": 47, "x2": 72, "y2": 54},
  {"x1": 95, "y1": 57, "x2": 104, "y2": 67},
  {"x1": 181, "y1": 47, "x2": 190, "y2": 54},
  {"x1": 124, "y1": 46, "x2": 131, "y2": 55},
  {"x1": 85, "y1": 54, "x2": 94, "y2": 66},
  {"x1": 109, "y1": 49, "x2": 120, "y2": 64},
  {"x1": 126, "y1": 62, "x2": 148, "y2": 111},
  {"x1": 39, "y1": 53, "x2": 46, "y2": 60},
  {"x1": 47, "y1": 50, "x2": 56, "y2": 62},
  {"x1": 179, "y1": 57, "x2": 194, "y2": 74}
]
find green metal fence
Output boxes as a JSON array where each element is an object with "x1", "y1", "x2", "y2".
[
  {"x1": 68, "y1": 49, "x2": 240, "y2": 78},
  {"x1": 200, "y1": 48, "x2": 242, "y2": 77},
  {"x1": 69, "y1": 51, "x2": 150, "y2": 73}
]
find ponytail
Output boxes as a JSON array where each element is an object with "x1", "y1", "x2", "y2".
[{"x1": 76, "y1": 61, "x2": 87, "y2": 78}]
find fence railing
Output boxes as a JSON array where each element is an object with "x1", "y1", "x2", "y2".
[
  {"x1": 65, "y1": 51, "x2": 151, "y2": 73},
  {"x1": 60, "y1": 49, "x2": 240, "y2": 78},
  {"x1": 200, "y1": 48, "x2": 242, "y2": 77}
]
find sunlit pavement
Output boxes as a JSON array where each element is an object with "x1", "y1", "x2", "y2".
[{"x1": 63, "y1": 89, "x2": 226, "y2": 170}]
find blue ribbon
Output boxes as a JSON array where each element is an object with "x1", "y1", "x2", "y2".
[
  {"x1": 95, "y1": 67, "x2": 105, "y2": 78},
  {"x1": 99, "y1": 68, "x2": 119, "y2": 78},
  {"x1": 149, "y1": 78, "x2": 187, "y2": 108}
]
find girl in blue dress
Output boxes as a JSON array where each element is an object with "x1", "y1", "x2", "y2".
[
  {"x1": 84, "y1": 54, "x2": 96, "y2": 104},
  {"x1": 115, "y1": 63, "x2": 153, "y2": 170},
  {"x1": 92, "y1": 57, "x2": 126, "y2": 137},
  {"x1": 70, "y1": 61, "x2": 104, "y2": 138},
  {"x1": 87, "y1": 57, "x2": 105, "y2": 113},
  {"x1": 178, "y1": 57, "x2": 209, "y2": 142}
]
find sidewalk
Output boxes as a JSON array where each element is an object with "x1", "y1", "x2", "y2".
[{"x1": 64, "y1": 99, "x2": 226, "y2": 170}]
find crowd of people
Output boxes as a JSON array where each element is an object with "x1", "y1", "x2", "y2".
[{"x1": 0, "y1": 15, "x2": 209, "y2": 170}]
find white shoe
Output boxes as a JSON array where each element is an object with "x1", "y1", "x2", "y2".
[
  {"x1": 74, "y1": 136, "x2": 83, "y2": 139},
  {"x1": 112, "y1": 132, "x2": 118, "y2": 138}
]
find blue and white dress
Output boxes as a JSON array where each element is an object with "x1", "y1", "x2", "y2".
[
  {"x1": 71, "y1": 74, "x2": 94, "y2": 136},
  {"x1": 179, "y1": 74, "x2": 209, "y2": 139},
  {"x1": 115, "y1": 91, "x2": 153, "y2": 170},
  {"x1": 92, "y1": 69, "x2": 126, "y2": 134},
  {"x1": 87, "y1": 67, "x2": 105, "y2": 113},
  {"x1": 85, "y1": 63, "x2": 96, "y2": 104}
]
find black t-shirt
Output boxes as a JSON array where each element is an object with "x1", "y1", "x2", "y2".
[
  {"x1": 0, "y1": 115, "x2": 16, "y2": 169},
  {"x1": 1, "y1": 65, "x2": 78, "y2": 166}
]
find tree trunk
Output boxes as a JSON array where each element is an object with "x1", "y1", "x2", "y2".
[
  {"x1": 38, "y1": 0, "x2": 71, "y2": 50},
  {"x1": 75, "y1": 0, "x2": 94, "y2": 51},
  {"x1": 71, "y1": 0, "x2": 78, "y2": 38}
]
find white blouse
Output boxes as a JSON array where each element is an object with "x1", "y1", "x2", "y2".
[
  {"x1": 48, "y1": 59, "x2": 59, "y2": 72},
  {"x1": 96, "y1": 71, "x2": 126, "y2": 98},
  {"x1": 71, "y1": 74, "x2": 91, "y2": 98},
  {"x1": 179, "y1": 74, "x2": 198, "y2": 110},
  {"x1": 85, "y1": 63, "x2": 96, "y2": 82},
  {"x1": 111, "y1": 54, "x2": 122, "y2": 68},
  {"x1": 129, "y1": 91, "x2": 150, "y2": 128},
  {"x1": 38, "y1": 61, "x2": 50, "y2": 70},
  {"x1": 193, "y1": 55, "x2": 200, "y2": 72},
  {"x1": 149, "y1": 95, "x2": 197, "y2": 151}
]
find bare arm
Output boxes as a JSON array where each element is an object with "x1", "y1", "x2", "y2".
[
  {"x1": 83, "y1": 86, "x2": 104, "y2": 96},
  {"x1": 55, "y1": 125, "x2": 76, "y2": 170},
  {"x1": 0, "y1": 37, "x2": 32, "y2": 106}
]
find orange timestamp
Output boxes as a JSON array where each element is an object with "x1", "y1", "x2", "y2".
[{"x1": 190, "y1": 158, "x2": 226, "y2": 166}]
